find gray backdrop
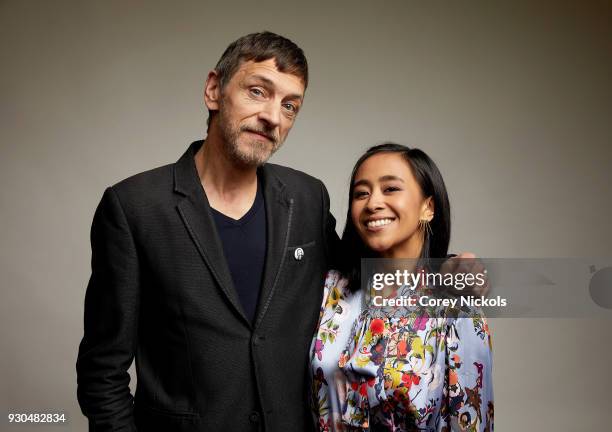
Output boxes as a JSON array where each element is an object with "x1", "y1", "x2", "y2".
[{"x1": 1, "y1": 0, "x2": 611, "y2": 430}]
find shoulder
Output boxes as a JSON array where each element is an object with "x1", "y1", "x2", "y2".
[
  {"x1": 321, "y1": 269, "x2": 353, "y2": 302},
  {"x1": 263, "y1": 163, "x2": 325, "y2": 194},
  {"x1": 108, "y1": 163, "x2": 174, "y2": 209},
  {"x1": 112, "y1": 163, "x2": 173, "y2": 195},
  {"x1": 444, "y1": 311, "x2": 493, "y2": 351},
  {"x1": 324, "y1": 269, "x2": 347, "y2": 287}
]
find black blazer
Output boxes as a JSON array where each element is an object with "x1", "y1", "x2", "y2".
[{"x1": 77, "y1": 141, "x2": 339, "y2": 432}]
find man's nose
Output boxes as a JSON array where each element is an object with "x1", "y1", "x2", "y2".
[{"x1": 258, "y1": 100, "x2": 282, "y2": 129}]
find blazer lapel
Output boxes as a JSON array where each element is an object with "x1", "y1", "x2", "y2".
[
  {"x1": 174, "y1": 141, "x2": 251, "y2": 326},
  {"x1": 253, "y1": 165, "x2": 293, "y2": 328}
]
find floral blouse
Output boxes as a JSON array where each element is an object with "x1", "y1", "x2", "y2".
[{"x1": 310, "y1": 270, "x2": 494, "y2": 431}]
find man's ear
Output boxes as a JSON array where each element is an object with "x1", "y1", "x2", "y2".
[
  {"x1": 204, "y1": 70, "x2": 221, "y2": 111},
  {"x1": 421, "y1": 197, "x2": 435, "y2": 222}
]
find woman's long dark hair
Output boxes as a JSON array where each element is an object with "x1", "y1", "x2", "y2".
[{"x1": 340, "y1": 143, "x2": 451, "y2": 291}]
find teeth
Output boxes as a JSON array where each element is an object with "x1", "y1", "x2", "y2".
[{"x1": 367, "y1": 218, "x2": 393, "y2": 228}]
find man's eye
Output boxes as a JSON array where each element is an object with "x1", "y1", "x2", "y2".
[
  {"x1": 250, "y1": 88, "x2": 264, "y2": 97},
  {"x1": 283, "y1": 103, "x2": 297, "y2": 112}
]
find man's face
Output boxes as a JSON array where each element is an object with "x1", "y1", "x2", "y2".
[{"x1": 210, "y1": 58, "x2": 305, "y2": 167}]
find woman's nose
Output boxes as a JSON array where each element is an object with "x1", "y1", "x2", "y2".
[{"x1": 365, "y1": 190, "x2": 385, "y2": 212}]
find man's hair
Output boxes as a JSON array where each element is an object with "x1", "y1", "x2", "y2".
[
  {"x1": 215, "y1": 31, "x2": 308, "y2": 89},
  {"x1": 207, "y1": 31, "x2": 308, "y2": 128}
]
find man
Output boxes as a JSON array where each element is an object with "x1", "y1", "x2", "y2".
[
  {"x1": 77, "y1": 31, "x2": 483, "y2": 432},
  {"x1": 77, "y1": 31, "x2": 336, "y2": 432}
]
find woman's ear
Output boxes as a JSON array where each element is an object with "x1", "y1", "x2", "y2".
[
  {"x1": 421, "y1": 197, "x2": 435, "y2": 222},
  {"x1": 204, "y1": 70, "x2": 221, "y2": 111}
]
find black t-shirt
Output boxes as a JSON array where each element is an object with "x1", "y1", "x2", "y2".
[{"x1": 211, "y1": 182, "x2": 267, "y2": 323}]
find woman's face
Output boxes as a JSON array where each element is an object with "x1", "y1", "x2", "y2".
[{"x1": 350, "y1": 152, "x2": 433, "y2": 259}]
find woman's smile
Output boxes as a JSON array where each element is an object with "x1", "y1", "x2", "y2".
[{"x1": 364, "y1": 217, "x2": 396, "y2": 231}]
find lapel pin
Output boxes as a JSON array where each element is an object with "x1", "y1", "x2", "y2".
[{"x1": 294, "y1": 247, "x2": 304, "y2": 261}]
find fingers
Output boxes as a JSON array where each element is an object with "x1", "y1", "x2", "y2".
[
  {"x1": 440, "y1": 256, "x2": 460, "y2": 275},
  {"x1": 442, "y1": 253, "x2": 490, "y2": 297}
]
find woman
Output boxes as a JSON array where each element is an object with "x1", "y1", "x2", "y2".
[{"x1": 310, "y1": 143, "x2": 493, "y2": 431}]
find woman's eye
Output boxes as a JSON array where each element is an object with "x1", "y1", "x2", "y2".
[
  {"x1": 385, "y1": 186, "x2": 401, "y2": 193},
  {"x1": 353, "y1": 191, "x2": 369, "y2": 199}
]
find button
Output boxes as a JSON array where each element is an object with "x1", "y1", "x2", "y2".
[
  {"x1": 249, "y1": 411, "x2": 260, "y2": 423},
  {"x1": 252, "y1": 334, "x2": 265, "y2": 346},
  {"x1": 294, "y1": 247, "x2": 304, "y2": 260}
]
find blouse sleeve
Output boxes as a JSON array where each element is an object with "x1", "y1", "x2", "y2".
[
  {"x1": 339, "y1": 311, "x2": 387, "y2": 429},
  {"x1": 444, "y1": 315, "x2": 494, "y2": 431}
]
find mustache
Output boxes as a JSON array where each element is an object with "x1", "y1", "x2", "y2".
[{"x1": 241, "y1": 126, "x2": 279, "y2": 144}]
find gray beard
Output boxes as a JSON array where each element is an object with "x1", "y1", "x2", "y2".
[
  {"x1": 218, "y1": 107, "x2": 282, "y2": 168},
  {"x1": 223, "y1": 129, "x2": 271, "y2": 167}
]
